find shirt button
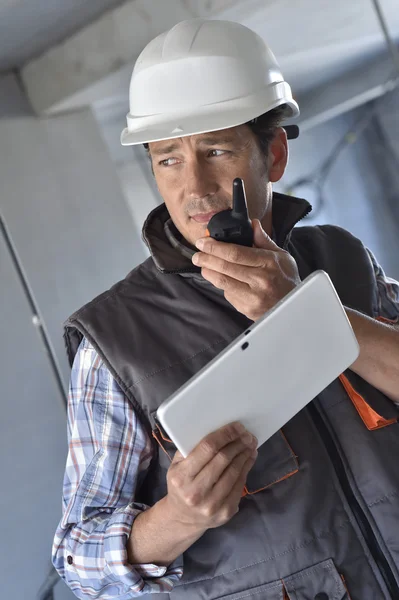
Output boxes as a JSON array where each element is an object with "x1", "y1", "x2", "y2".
[
  {"x1": 314, "y1": 594, "x2": 329, "y2": 600},
  {"x1": 67, "y1": 555, "x2": 73, "y2": 565}
]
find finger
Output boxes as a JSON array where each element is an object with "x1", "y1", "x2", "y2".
[
  {"x1": 209, "y1": 448, "x2": 257, "y2": 509},
  {"x1": 195, "y1": 237, "x2": 271, "y2": 267},
  {"x1": 183, "y1": 422, "x2": 247, "y2": 479},
  {"x1": 193, "y1": 253, "x2": 270, "y2": 285},
  {"x1": 252, "y1": 219, "x2": 280, "y2": 251},
  {"x1": 195, "y1": 433, "x2": 257, "y2": 491},
  {"x1": 171, "y1": 450, "x2": 185, "y2": 465},
  {"x1": 223, "y1": 287, "x2": 268, "y2": 320},
  {"x1": 228, "y1": 454, "x2": 257, "y2": 504},
  {"x1": 201, "y1": 266, "x2": 252, "y2": 293},
  {"x1": 202, "y1": 268, "x2": 266, "y2": 318}
]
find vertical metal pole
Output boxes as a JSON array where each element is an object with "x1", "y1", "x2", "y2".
[{"x1": 0, "y1": 213, "x2": 67, "y2": 409}]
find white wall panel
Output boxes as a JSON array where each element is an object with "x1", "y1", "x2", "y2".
[
  {"x1": 0, "y1": 107, "x2": 145, "y2": 385},
  {"x1": 0, "y1": 230, "x2": 72, "y2": 598},
  {"x1": 275, "y1": 110, "x2": 399, "y2": 280}
]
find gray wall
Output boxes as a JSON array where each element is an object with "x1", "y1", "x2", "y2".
[
  {"x1": 97, "y1": 110, "x2": 160, "y2": 257},
  {"x1": 0, "y1": 226, "x2": 73, "y2": 599},
  {"x1": 0, "y1": 71, "x2": 34, "y2": 116},
  {"x1": 0, "y1": 74, "x2": 145, "y2": 599},
  {"x1": 117, "y1": 147, "x2": 159, "y2": 257},
  {"x1": 275, "y1": 106, "x2": 399, "y2": 280}
]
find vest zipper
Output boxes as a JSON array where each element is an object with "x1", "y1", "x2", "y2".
[
  {"x1": 308, "y1": 401, "x2": 399, "y2": 599},
  {"x1": 162, "y1": 267, "x2": 199, "y2": 275}
]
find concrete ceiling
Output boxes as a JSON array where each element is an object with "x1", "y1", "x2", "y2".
[
  {"x1": 220, "y1": 0, "x2": 399, "y2": 95},
  {"x1": 1, "y1": 0, "x2": 398, "y2": 81},
  {"x1": 0, "y1": 0, "x2": 125, "y2": 71},
  {"x1": 2, "y1": 0, "x2": 398, "y2": 157}
]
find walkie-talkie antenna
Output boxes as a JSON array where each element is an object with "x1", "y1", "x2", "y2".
[
  {"x1": 206, "y1": 177, "x2": 254, "y2": 247},
  {"x1": 232, "y1": 178, "x2": 248, "y2": 218}
]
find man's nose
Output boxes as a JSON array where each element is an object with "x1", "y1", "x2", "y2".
[{"x1": 185, "y1": 159, "x2": 218, "y2": 200}]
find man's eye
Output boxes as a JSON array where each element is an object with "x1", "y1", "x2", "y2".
[
  {"x1": 209, "y1": 149, "x2": 227, "y2": 157},
  {"x1": 159, "y1": 158, "x2": 178, "y2": 167},
  {"x1": 159, "y1": 150, "x2": 227, "y2": 167}
]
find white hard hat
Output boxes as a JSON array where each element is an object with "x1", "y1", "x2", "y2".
[{"x1": 121, "y1": 18, "x2": 299, "y2": 146}]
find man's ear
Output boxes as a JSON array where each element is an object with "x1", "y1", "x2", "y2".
[{"x1": 268, "y1": 127, "x2": 288, "y2": 183}]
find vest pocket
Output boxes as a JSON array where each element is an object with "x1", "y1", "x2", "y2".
[
  {"x1": 243, "y1": 429, "x2": 299, "y2": 496},
  {"x1": 215, "y1": 559, "x2": 349, "y2": 600},
  {"x1": 282, "y1": 558, "x2": 349, "y2": 600},
  {"x1": 152, "y1": 414, "x2": 299, "y2": 495},
  {"x1": 215, "y1": 578, "x2": 286, "y2": 600}
]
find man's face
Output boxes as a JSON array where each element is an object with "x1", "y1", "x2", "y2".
[{"x1": 149, "y1": 125, "x2": 286, "y2": 247}]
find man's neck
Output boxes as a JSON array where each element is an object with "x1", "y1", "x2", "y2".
[{"x1": 260, "y1": 206, "x2": 273, "y2": 238}]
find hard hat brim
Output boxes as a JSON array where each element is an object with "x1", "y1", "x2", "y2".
[{"x1": 121, "y1": 83, "x2": 299, "y2": 147}]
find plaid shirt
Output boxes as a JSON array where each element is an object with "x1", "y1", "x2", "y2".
[{"x1": 52, "y1": 249, "x2": 399, "y2": 599}]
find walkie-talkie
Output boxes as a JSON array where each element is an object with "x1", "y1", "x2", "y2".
[{"x1": 206, "y1": 178, "x2": 254, "y2": 247}]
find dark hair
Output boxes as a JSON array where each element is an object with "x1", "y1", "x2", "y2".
[
  {"x1": 245, "y1": 103, "x2": 290, "y2": 156},
  {"x1": 143, "y1": 103, "x2": 289, "y2": 164}
]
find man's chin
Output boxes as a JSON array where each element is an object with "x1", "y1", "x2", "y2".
[{"x1": 191, "y1": 223, "x2": 209, "y2": 243}]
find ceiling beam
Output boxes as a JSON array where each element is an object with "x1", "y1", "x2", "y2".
[
  {"x1": 20, "y1": 0, "x2": 398, "y2": 134},
  {"x1": 295, "y1": 51, "x2": 398, "y2": 132}
]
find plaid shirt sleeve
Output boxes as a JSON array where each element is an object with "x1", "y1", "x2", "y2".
[
  {"x1": 367, "y1": 249, "x2": 399, "y2": 321},
  {"x1": 52, "y1": 337, "x2": 183, "y2": 599}
]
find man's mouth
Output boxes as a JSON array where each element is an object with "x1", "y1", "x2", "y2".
[{"x1": 191, "y1": 211, "x2": 221, "y2": 224}]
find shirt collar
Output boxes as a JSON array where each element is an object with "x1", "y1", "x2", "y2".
[{"x1": 142, "y1": 192, "x2": 312, "y2": 275}]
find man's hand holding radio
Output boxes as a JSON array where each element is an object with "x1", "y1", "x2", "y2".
[{"x1": 192, "y1": 219, "x2": 301, "y2": 321}]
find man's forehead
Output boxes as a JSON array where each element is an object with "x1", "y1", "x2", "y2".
[{"x1": 149, "y1": 125, "x2": 247, "y2": 154}]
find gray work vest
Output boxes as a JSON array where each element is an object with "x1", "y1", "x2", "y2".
[{"x1": 65, "y1": 193, "x2": 399, "y2": 600}]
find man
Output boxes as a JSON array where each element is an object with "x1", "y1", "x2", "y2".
[{"x1": 53, "y1": 18, "x2": 399, "y2": 600}]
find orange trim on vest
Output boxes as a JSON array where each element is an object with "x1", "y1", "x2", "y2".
[
  {"x1": 339, "y1": 374, "x2": 397, "y2": 431},
  {"x1": 242, "y1": 430, "x2": 299, "y2": 496},
  {"x1": 280, "y1": 429, "x2": 299, "y2": 463},
  {"x1": 341, "y1": 574, "x2": 352, "y2": 599},
  {"x1": 152, "y1": 430, "x2": 173, "y2": 462},
  {"x1": 377, "y1": 315, "x2": 399, "y2": 325},
  {"x1": 282, "y1": 582, "x2": 290, "y2": 599},
  {"x1": 157, "y1": 426, "x2": 173, "y2": 444},
  {"x1": 242, "y1": 466, "x2": 299, "y2": 496}
]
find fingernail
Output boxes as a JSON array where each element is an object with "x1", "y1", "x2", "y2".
[
  {"x1": 234, "y1": 423, "x2": 246, "y2": 434},
  {"x1": 242, "y1": 433, "x2": 253, "y2": 446},
  {"x1": 195, "y1": 239, "x2": 205, "y2": 250},
  {"x1": 192, "y1": 253, "x2": 200, "y2": 265}
]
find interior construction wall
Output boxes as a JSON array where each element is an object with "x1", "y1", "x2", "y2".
[
  {"x1": 275, "y1": 106, "x2": 399, "y2": 280},
  {"x1": 0, "y1": 73, "x2": 145, "y2": 599}
]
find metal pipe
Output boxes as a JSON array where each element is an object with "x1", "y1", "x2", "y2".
[
  {"x1": 0, "y1": 213, "x2": 68, "y2": 410},
  {"x1": 371, "y1": 0, "x2": 399, "y2": 76}
]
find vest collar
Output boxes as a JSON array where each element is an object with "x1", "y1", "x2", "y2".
[{"x1": 142, "y1": 192, "x2": 312, "y2": 275}]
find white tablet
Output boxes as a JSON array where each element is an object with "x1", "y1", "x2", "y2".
[{"x1": 157, "y1": 270, "x2": 359, "y2": 457}]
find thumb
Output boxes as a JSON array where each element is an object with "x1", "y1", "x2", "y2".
[
  {"x1": 172, "y1": 449, "x2": 185, "y2": 464},
  {"x1": 252, "y1": 219, "x2": 279, "y2": 250}
]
